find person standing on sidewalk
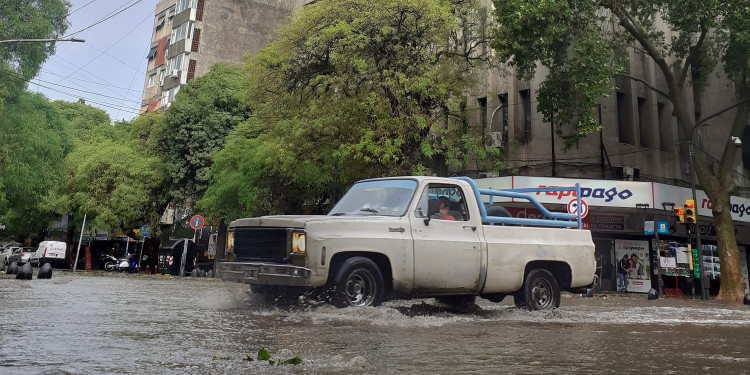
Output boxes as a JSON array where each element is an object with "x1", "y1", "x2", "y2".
[{"x1": 617, "y1": 254, "x2": 629, "y2": 292}]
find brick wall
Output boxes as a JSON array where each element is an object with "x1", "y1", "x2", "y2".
[
  {"x1": 197, "y1": 0, "x2": 205, "y2": 21},
  {"x1": 187, "y1": 59, "x2": 197, "y2": 82},
  {"x1": 191, "y1": 28, "x2": 201, "y2": 52}
]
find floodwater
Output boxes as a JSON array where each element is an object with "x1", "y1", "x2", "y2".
[{"x1": 1, "y1": 272, "x2": 750, "y2": 374}]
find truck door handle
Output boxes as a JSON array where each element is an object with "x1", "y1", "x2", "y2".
[
  {"x1": 389, "y1": 227, "x2": 405, "y2": 233},
  {"x1": 463, "y1": 225, "x2": 477, "y2": 231}
]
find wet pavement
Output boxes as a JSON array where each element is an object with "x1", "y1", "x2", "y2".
[{"x1": 1, "y1": 271, "x2": 749, "y2": 374}]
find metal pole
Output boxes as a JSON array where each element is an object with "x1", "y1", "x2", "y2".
[
  {"x1": 0, "y1": 38, "x2": 85, "y2": 44},
  {"x1": 654, "y1": 226, "x2": 663, "y2": 297},
  {"x1": 688, "y1": 140, "x2": 708, "y2": 300},
  {"x1": 73, "y1": 213, "x2": 87, "y2": 272}
]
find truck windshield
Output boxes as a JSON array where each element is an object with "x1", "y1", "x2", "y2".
[{"x1": 329, "y1": 179, "x2": 418, "y2": 217}]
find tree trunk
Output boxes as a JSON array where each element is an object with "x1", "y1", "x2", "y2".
[{"x1": 710, "y1": 193, "x2": 746, "y2": 301}]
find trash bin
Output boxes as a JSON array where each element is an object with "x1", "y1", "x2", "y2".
[{"x1": 157, "y1": 239, "x2": 198, "y2": 276}]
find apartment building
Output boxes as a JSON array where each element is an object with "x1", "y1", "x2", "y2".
[{"x1": 140, "y1": 0, "x2": 311, "y2": 113}]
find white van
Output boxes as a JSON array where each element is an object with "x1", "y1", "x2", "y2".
[{"x1": 32, "y1": 241, "x2": 67, "y2": 266}]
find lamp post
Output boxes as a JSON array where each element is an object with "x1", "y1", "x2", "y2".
[{"x1": 0, "y1": 38, "x2": 85, "y2": 44}]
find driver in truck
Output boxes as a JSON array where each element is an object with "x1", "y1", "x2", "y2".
[{"x1": 437, "y1": 196, "x2": 455, "y2": 221}]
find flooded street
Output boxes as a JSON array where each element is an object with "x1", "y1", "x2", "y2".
[{"x1": 1, "y1": 273, "x2": 749, "y2": 374}]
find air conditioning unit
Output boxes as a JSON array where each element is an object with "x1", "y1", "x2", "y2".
[
  {"x1": 490, "y1": 132, "x2": 503, "y2": 148},
  {"x1": 614, "y1": 165, "x2": 640, "y2": 181},
  {"x1": 169, "y1": 69, "x2": 179, "y2": 78}
]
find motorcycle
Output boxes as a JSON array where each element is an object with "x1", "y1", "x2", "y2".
[{"x1": 101, "y1": 253, "x2": 138, "y2": 273}]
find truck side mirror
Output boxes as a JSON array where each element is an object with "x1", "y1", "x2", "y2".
[{"x1": 423, "y1": 217, "x2": 430, "y2": 226}]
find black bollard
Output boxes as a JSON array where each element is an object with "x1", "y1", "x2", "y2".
[
  {"x1": 648, "y1": 288, "x2": 659, "y2": 300},
  {"x1": 744, "y1": 293, "x2": 750, "y2": 305},
  {"x1": 7, "y1": 261, "x2": 18, "y2": 275},
  {"x1": 16, "y1": 262, "x2": 32, "y2": 280},
  {"x1": 37, "y1": 263, "x2": 53, "y2": 279}
]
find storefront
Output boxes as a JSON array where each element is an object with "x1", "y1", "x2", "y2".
[{"x1": 475, "y1": 176, "x2": 750, "y2": 296}]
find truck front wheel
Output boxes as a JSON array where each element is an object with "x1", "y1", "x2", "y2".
[
  {"x1": 516, "y1": 269, "x2": 560, "y2": 311},
  {"x1": 331, "y1": 257, "x2": 385, "y2": 308}
]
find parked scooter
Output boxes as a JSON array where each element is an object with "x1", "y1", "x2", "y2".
[{"x1": 101, "y1": 253, "x2": 137, "y2": 272}]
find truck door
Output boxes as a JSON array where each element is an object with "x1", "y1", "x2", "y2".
[{"x1": 410, "y1": 183, "x2": 483, "y2": 294}]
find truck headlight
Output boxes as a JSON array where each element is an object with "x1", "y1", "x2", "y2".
[
  {"x1": 226, "y1": 231, "x2": 234, "y2": 253},
  {"x1": 292, "y1": 232, "x2": 306, "y2": 254}
]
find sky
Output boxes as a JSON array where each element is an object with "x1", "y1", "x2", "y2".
[{"x1": 30, "y1": 0, "x2": 160, "y2": 122}]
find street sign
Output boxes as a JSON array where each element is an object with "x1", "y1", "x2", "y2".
[
  {"x1": 567, "y1": 199, "x2": 589, "y2": 218},
  {"x1": 656, "y1": 221, "x2": 669, "y2": 235},
  {"x1": 189, "y1": 215, "x2": 205, "y2": 230},
  {"x1": 140, "y1": 225, "x2": 150, "y2": 238}
]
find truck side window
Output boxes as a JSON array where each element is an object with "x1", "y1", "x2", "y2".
[{"x1": 414, "y1": 184, "x2": 468, "y2": 221}]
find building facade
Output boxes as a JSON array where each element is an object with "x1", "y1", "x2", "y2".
[{"x1": 140, "y1": 0, "x2": 311, "y2": 113}]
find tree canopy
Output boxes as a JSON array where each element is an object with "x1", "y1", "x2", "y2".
[
  {"x1": 198, "y1": 0, "x2": 503, "y2": 221},
  {"x1": 0, "y1": 0, "x2": 71, "y2": 109},
  {"x1": 0, "y1": 92, "x2": 67, "y2": 236},
  {"x1": 163, "y1": 63, "x2": 251, "y2": 207}
]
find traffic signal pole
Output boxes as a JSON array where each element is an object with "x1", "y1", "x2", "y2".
[{"x1": 689, "y1": 140, "x2": 709, "y2": 300}]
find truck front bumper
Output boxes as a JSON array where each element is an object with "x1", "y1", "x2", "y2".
[{"x1": 218, "y1": 261, "x2": 311, "y2": 287}]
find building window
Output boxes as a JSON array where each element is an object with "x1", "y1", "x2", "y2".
[
  {"x1": 176, "y1": 0, "x2": 197, "y2": 13},
  {"x1": 168, "y1": 53, "x2": 186, "y2": 73},
  {"x1": 159, "y1": 69, "x2": 166, "y2": 86},
  {"x1": 657, "y1": 102, "x2": 672, "y2": 151},
  {"x1": 498, "y1": 93, "x2": 508, "y2": 133},
  {"x1": 147, "y1": 73, "x2": 156, "y2": 88},
  {"x1": 637, "y1": 97, "x2": 652, "y2": 147},
  {"x1": 171, "y1": 22, "x2": 193, "y2": 44},
  {"x1": 517, "y1": 89, "x2": 531, "y2": 143},
  {"x1": 477, "y1": 97, "x2": 487, "y2": 130},
  {"x1": 617, "y1": 92, "x2": 634, "y2": 145}
]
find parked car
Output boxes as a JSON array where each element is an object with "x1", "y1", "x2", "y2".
[
  {"x1": 31, "y1": 241, "x2": 67, "y2": 266},
  {"x1": 19, "y1": 248, "x2": 34, "y2": 265},
  {"x1": 1, "y1": 246, "x2": 22, "y2": 267}
]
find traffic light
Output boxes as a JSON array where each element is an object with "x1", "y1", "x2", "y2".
[
  {"x1": 684, "y1": 199, "x2": 697, "y2": 223},
  {"x1": 674, "y1": 207, "x2": 685, "y2": 223}
]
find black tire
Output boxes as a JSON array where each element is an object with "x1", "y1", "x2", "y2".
[
  {"x1": 517, "y1": 269, "x2": 560, "y2": 311},
  {"x1": 331, "y1": 257, "x2": 385, "y2": 308},
  {"x1": 104, "y1": 261, "x2": 116, "y2": 272},
  {"x1": 435, "y1": 295, "x2": 477, "y2": 311}
]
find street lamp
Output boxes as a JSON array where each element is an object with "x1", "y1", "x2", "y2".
[{"x1": 0, "y1": 38, "x2": 85, "y2": 44}]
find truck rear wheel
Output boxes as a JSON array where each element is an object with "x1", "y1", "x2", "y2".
[
  {"x1": 331, "y1": 257, "x2": 384, "y2": 308},
  {"x1": 516, "y1": 269, "x2": 560, "y2": 311}
]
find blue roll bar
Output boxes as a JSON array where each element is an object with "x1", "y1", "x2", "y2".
[{"x1": 451, "y1": 177, "x2": 582, "y2": 229}]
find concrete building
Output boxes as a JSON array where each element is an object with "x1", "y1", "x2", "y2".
[{"x1": 140, "y1": 0, "x2": 311, "y2": 113}]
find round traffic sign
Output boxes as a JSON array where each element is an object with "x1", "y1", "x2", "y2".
[
  {"x1": 189, "y1": 215, "x2": 205, "y2": 230},
  {"x1": 567, "y1": 199, "x2": 589, "y2": 218},
  {"x1": 139, "y1": 224, "x2": 150, "y2": 238}
]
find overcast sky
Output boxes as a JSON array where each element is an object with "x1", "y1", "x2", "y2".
[{"x1": 31, "y1": 0, "x2": 158, "y2": 122}]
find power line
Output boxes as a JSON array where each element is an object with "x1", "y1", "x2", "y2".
[
  {"x1": 69, "y1": 0, "x2": 99, "y2": 16},
  {"x1": 62, "y1": 0, "x2": 143, "y2": 38}
]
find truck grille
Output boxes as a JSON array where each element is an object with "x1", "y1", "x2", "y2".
[{"x1": 233, "y1": 228, "x2": 289, "y2": 261}]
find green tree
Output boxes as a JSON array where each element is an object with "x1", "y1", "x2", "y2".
[
  {"x1": 0, "y1": 92, "x2": 67, "y2": 237},
  {"x1": 64, "y1": 138, "x2": 164, "y2": 235},
  {"x1": 492, "y1": 0, "x2": 750, "y2": 301},
  {"x1": 0, "y1": 0, "x2": 71, "y2": 109},
  {"x1": 163, "y1": 64, "x2": 251, "y2": 207},
  {"x1": 199, "y1": 0, "x2": 503, "y2": 221}
]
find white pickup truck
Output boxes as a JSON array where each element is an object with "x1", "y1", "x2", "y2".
[{"x1": 218, "y1": 176, "x2": 596, "y2": 310}]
